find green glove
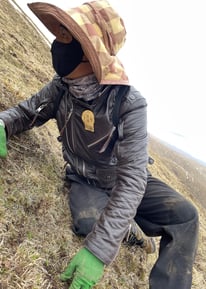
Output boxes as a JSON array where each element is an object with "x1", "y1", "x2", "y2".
[
  {"x1": 60, "y1": 247, "x2": 104, "y2": 289},
  {"x1": 0, "y1": 120, "x2": 7, "y2": 158}
]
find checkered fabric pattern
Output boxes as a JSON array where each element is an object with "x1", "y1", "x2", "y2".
[{"x1": 28, "y1": 0, "x2": 129, "y2": 85}]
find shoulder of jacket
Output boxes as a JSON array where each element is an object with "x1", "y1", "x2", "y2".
[
  {"x1": 120, "y1": 85, "x2": 147, "y2": 111},
  {"x1": 126, "y1": 86, "x2": 146, "y2": 103},
  {"x1": 35, "y1": 75, "x2": 67, "y2": 107},
  {"x1": 52, "y1": 74, "x2": 67, "y2": 90}
]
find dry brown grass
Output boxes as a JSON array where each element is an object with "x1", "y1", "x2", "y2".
[{"x1": 0, "y1": 1, "x2": 205, "y2": 288}]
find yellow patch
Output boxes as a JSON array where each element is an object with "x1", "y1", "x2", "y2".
[{"x1": 81, "y1": 110, "x2": 95, "y2": 132}]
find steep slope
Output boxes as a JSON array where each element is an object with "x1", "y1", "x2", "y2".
[{"x1": 0, "y1": 1, "x2": 205, "y2": 288}]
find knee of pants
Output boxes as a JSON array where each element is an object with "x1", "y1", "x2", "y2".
[
  {"x1": 73, "y1": 217, "x2": 97, "y2": 237},
  {"x1": 170, "y1": 197, "x2": 199, "y2": 225}
]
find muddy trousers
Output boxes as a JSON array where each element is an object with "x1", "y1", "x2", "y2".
[{"x1": 68, "y1": 175, "x2": 199, "y2": 289}]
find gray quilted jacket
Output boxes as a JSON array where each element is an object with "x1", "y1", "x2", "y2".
[{"x1": 0, "y1": 75, "x2": 148, "y2": 265}]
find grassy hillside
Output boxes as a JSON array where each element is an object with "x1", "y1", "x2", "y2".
[{"x1": 0, "y1": 1, "x2": 205, "y2": 288}]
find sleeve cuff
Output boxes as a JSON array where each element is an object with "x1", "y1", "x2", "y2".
[{"x1": 0, "y1": 119, "x2": 5, "y2": 128}]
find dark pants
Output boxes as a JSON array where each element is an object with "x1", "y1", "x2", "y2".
[{"x1": 67, "y1": 174, "x2": 199, "y2": 289}]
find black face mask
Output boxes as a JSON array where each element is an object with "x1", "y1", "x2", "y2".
[{"x1": 51, "y1": 38, "x2": 84, "y2": 77}]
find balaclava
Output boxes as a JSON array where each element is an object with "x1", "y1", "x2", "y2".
[{"x1": 51, "y1": 37, "x2": 84, "y2": 77}]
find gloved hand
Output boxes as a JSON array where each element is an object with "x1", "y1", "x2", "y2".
[
  {"x1": 60, "y1": 247, "x2": 104, "y2": 289},
  {"x1": 0, "y1": 120, "x2": 7, "y2": 158}
]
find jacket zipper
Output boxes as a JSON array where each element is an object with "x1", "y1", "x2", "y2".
[
  {"x1": 87, "y1": 126, "x2": 116, "y2": 153},
  {"x1": 65, "y1": 102, "x2": 74, "y2": 153},
  {"x1": 29, "y1": 103, "x2": 48, "y2": 127},
  {"x1": 87, "y1": 134, "x2": 109, "y2": 148},
  {"x1": 82, "y1": 160, "x2": 86, "y2": 177}
]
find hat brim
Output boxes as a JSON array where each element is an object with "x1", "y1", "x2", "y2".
[
  {"x1": 28, "y1": 2, "x2": 129, "y2": 85},
  {"x1": 28, "y1": 2, "x2": 102, "y2": 81}
]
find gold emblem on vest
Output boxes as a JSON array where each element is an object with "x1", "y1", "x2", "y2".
[{"x1": 81, "y1": 110, "x2": 95, "y2": 132}]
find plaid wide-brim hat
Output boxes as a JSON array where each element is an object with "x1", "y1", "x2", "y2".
[{"x1": 28, "y1": 0, "x2": 129, "y2": 85}]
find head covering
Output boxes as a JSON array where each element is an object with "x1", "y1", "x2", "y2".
[{"x1": 28, "y1": 1, "x2": 129, "y2": 85}]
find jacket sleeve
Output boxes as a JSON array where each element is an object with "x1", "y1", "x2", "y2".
[
  {"x1": 0, "y1": 77, "x2": 64, "y2": 138},
  {"x1": 84, "y1": 87, "x2": 148, "y2": 265}
]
